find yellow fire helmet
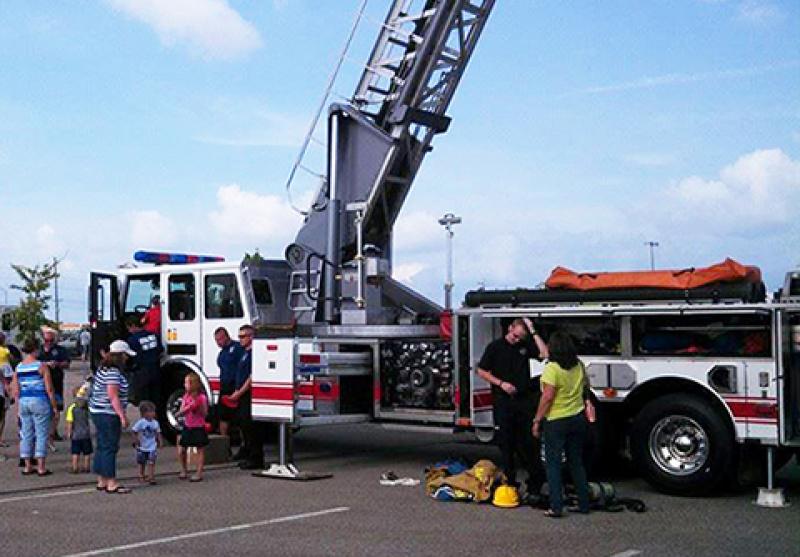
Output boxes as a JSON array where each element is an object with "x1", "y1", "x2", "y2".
[{"x1": 492, "y1": 485, "x2": 520, "y2": 508}]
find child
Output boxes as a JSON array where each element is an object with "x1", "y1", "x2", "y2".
[
  {"x1": 65, "y1": 385, "x2": 92, "y2": 473},
  {"x1": 131, "y1": 400, "x2": 162, "y2": 484},
  {"x1": 175, "y1": 372, "x2": 208, "y2": 482}
]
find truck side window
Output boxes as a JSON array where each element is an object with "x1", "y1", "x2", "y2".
[
  {"x1": 205, "y1": 274, "x2": 244, "y2": 319},
  {"x1": 168, "y1": 274, "x2": 195, "y2": 321},
  {"x1": 532, "y1": 317, "x2": 622, "y2": 356},
  {"x1": 252, "y1": 278, "x2": 273, "y2": 305},
  {"x1": 632, "y1": 313, "x2": 771, "y2": 358}
]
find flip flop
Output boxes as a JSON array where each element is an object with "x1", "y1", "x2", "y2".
[
  {"x1": 96, "y1": 486, "x2": 106, "y2": 491},
  {"x1": 106, "y1": 486, "x2": 131, "y2": 494},
  {"x1": 178, "y1": 473, "x2": 188, "y2": 480},
  {"x1": 37, "y1": 470, "x2": 53, "y2": 477},
  {"x1": 189, "y1": 476, "x2": 203, "y2": 482},
  {"x1": 21, "y1": 470, "x2": 35, "y2": 476}
]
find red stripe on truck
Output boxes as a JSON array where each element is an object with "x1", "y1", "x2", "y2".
[{"x1": 724, "y1": 399, "x2": 778, "y2": 421}]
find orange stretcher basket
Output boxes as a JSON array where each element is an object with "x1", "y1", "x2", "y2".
[{"x1": 545, "y1": 258, "x2": 761, "y2": 291}]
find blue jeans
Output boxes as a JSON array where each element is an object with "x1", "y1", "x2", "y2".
[
  {"x1": 19, "y1": 397, "x2": 52, "y2": 459},
  {"x1": 543, "y1": 412, "x2": 590, "y2": 514},
  {"x1": 92, "y1": 413, "x2": 121, "y2": 478}
]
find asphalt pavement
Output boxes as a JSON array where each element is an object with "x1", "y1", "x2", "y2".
[{"x1": 1, "y1": 361, "x2": 798, "y2": 557}]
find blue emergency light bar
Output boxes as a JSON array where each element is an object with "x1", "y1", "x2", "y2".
[{"x1": 134, "y1": 251, "x2": 225, "y2": 265}]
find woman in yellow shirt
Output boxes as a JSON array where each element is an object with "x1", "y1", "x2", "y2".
[{"x1": 532, "y1": 332, "x2": 591, "y2": 517}]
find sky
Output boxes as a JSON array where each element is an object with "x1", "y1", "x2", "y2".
[{"x1": 0, "y1": 0, "x2": 798, "y2": 323}]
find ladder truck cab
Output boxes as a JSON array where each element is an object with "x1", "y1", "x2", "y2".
[
  {"x1": 460, "y1": 262, "x2": 800, "y2": 494},
  {"x1": 88, "y1": 250, "x2": 291, "y2": 439}
]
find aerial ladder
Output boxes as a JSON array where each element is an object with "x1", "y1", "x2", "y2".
[{"x1": 284, "y1": 0, "x2": 496, "y2": 329}]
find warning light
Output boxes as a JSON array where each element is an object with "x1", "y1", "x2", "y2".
[{"x1": 134, "y1": 251, "x2": 225, "y2": 265}]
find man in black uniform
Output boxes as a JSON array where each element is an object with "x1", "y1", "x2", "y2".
[
  {"x1": 477, "y1": 317, "x2": 548, "y2": 498},
  {"x1": 126, "y1": 317, "x2": 163, "y2": 405}
]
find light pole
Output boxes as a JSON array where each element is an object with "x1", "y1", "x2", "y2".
[
  {"x1": 438, "y1": 213, "x2": 462, "y2": 310},
  {"x1": 645, "y1": 241, "x2": 660, "y2": 270}
]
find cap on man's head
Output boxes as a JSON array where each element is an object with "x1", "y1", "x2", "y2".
[
  {"x1": 41, "y1": 325, "x2": 57, "y2": 336},
  {"x1": 109, "y1": 340, "x2": 136, "y2": 356}
]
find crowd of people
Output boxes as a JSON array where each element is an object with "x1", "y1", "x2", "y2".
[{"x1": 2, "y1": 313, "x2": 592, "y2": 515}]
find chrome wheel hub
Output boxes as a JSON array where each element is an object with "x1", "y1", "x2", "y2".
[{"x1": 649, "y1": 415, "x2": 709, "y2": 476}]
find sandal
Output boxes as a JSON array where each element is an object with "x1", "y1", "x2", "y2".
[
  {"x1": 106, "y1": 486, "x2": 132, "y2": 494},
  {"x1": 178, "y1": 473, "x2": 188, "y2": 480},
  {"x1": 96, "y1": 486, "x2": 106, "y2": 491},
  {"x1": 544, "y1": 509, "x2": 563, "y2": 518},
  {"x1": 37, "y1": 470, "x2": 53, "y2": 477},
  {"x1": 21, "y1": 469, "x2": 35, "y2": 476},
  {"x1": 189, "y1": 476, "x2": 203, "y2": 482}
]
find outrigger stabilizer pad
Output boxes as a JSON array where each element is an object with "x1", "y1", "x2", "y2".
[
  {"x1": 253, "y1": 463, "x2": 332, "y2": 481},
  {"x1": 754, "y1": 487, "x2": 790, "y2": 508}
]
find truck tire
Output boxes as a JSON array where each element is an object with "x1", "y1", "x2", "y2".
[
  {"x1": 159, "y1": 370, "x2": 188, "y2": 445},
  {"x1": 631, "y1": 394, "x2": 733, "y2": 495}
]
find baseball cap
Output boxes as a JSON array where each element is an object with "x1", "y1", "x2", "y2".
[{"x1": 109, "y1": 340, "x2": 136, "y2": 356}]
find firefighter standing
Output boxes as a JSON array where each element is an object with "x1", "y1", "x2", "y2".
[{"x1": 477, "y1": 317, "x2": 548, "y2": 499}]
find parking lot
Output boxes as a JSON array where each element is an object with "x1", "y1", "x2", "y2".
[{"x1": 1, "y1": 363, "x2": 798, "y2": 557}]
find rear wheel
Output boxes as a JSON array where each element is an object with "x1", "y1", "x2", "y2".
[{"x1": 631, "y1": 394, "x2": 733, "y2": 495}]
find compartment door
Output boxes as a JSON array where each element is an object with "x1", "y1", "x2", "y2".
[
  {"x1": 779, "y1": 309, "x2": 800, "y2": 445},
  {"x1": 470, "y1": 315, "x2": 499, "y2": 429}
]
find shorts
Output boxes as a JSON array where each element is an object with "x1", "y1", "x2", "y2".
[
  {"x1": 179, "y1": 426, "x2": 209, "y2": 448},
  {"x1": 217, "y1": 386, "x2": 237, "y2": 422},
  {"x1": 54, "y1": 393, "x2": 64, "y2": 412},
  {"x1": 136, "y1": 449, "x2": 157, "y2": 465},
  {"x1": 71, "y1": 438, "x2": 93, "y2": 455}
]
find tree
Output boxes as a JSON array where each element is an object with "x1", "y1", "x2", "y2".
[
  {"x1": 9, "y1": 260, "x2": 59, "y2": 342},
  {"x1": 243, "y1": 249, "x2": 266, "y2": 265}
]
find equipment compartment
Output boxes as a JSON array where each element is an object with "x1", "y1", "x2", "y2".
[{"x1": 380, "y1": 340, "x2": 455, "y2": 411}]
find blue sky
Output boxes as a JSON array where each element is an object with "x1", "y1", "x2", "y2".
[{"x1": 1, "y1": 0, "x2": 798, "y2": 323}]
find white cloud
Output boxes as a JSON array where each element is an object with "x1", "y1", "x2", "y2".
[
  {"x1": 106, "y1": 0, "x2": 263, "y2": 60},
  {"x1": 129, "y1": 210, "x2": 178, "y2": 248},
  {"x1": 393, "y1": 211, "x2": 444, "y2": 252},
  {"x1": 737, "y1": 1, "x2": 784, "y2": 25},
  {"x1": 582, "y1": 60, "x2": 799, "y2": 94},
  {"x1": 664, "y1": 149, "x2": 800, "y2": 228},
  {"x1": 208, "y1": 184, "x2": 303, "y2": 243},
  {"x1": 392, "y1": 262, "x2": 427, "y2": 284}
]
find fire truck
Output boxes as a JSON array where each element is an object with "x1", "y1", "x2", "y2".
[{"x1": 87, "y1": 0, "x2": 800, "y2": 494}]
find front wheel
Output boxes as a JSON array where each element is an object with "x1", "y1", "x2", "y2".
[
  {"x1": 631, "y1": 394, "x2": 733, "y2": 495},
  {"x1": 159, "y1": 374, "x2": 187, "y2": 445}
]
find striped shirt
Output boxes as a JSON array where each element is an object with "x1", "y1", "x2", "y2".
[
  {"x1": 16, "y1": 361, "x2": 48, "y2": 400},
  {"x1": 88, "y1": 366, "x2": 129, "y2": 415}
]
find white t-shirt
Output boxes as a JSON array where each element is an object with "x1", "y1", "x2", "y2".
[
  {"x1": 79, "y1": 331, "x2": 91, "y2": 347},
  {"x1": 131, "y1": 418, "x2": 161, "y2": 452}
]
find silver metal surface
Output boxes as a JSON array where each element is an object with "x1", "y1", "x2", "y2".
[
  {"x1": 648, "y1": 415, "x2": 709, "y2": 477},
  {"x1": 309, "y1": 324, "x2": 441, "y2": 338}
]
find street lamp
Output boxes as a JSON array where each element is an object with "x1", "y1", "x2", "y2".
[
  {"x1": 645, "y1": 241, "x2": 660, "y2": 270},
  {"x1": 438, "y1": 213, "x2": 462, "y2": 310}
]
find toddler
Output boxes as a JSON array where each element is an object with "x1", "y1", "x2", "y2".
[
  {"x1": 131, "y1": 400, "x2": 162, "y2": 484},
  {"x1": 65, "y1": 385, "x2": 92, "y2": 473}
]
